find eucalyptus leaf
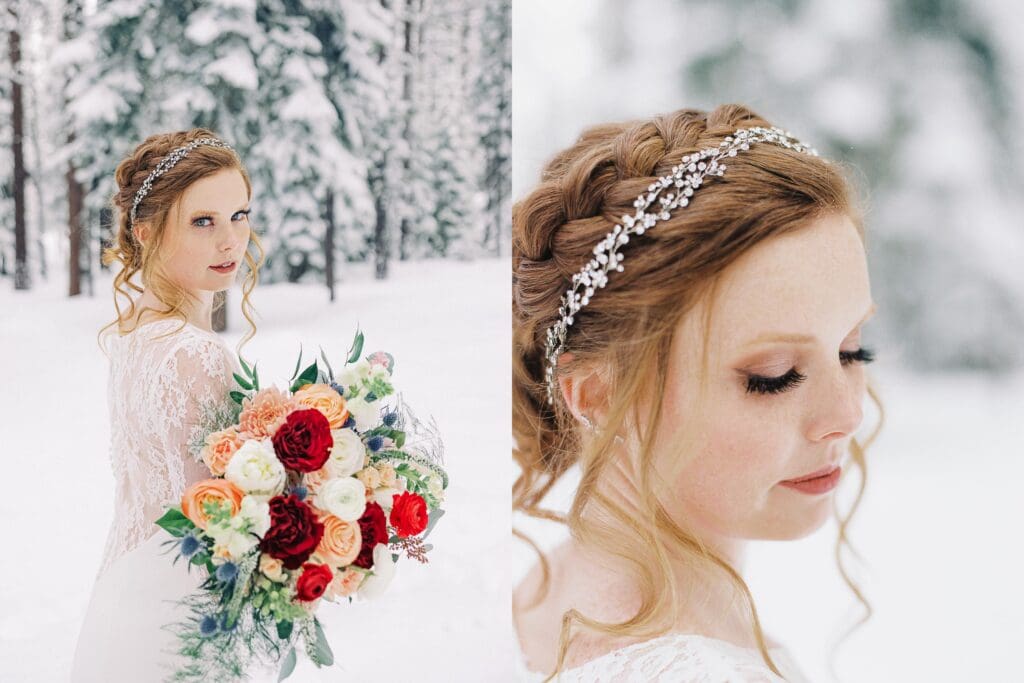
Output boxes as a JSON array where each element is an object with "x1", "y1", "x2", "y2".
[
  {"x1": 346, "y1": 329, "x2": 364, "y2": 364},
  {"x1": 421, "y1": 508, "x2": 445, "y2": 541},
  {"x1": 319, "y1": 347, "x2": 335, "y2": 382},
  {"x1": 290, "y1": 345, "x2": 304, "y2": 382},
  {"x1": 312, "y1": 619, "x2": 334, "y2": 666},
  {"x1": 277, "y1": 647, "x2": 296, "y2": 681},
  {"x1": 277, "y1": 619, "x2": 293, "y2": 640}
]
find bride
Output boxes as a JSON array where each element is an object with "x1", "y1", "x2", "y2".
[
  {"x1": 512, "y1": 105, "x2": 881, "y2": 681},
  {"x1": 71, "y1": 129, "x2": 264, "y2": 681}
]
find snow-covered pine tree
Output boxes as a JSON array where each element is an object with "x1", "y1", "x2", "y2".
[{"x1": 475, "y1": 0, "x2": 510, "y2": 257}]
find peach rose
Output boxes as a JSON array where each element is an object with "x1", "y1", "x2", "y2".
[
  {"x1": 356, "y1": 466, "x2": 381, "y2": 491},
  {"x1": 238, "y1": 387, "x2": 297, "y2": 439},
  {"x1": 294, "y1": 383, "x2": 350, "y2": 429},
  {"x1": 200, "y1": 426, "x2": 244, "y2": 476},
  {"x1": 325, "y1": 568, "x2": 364, "y2": 599},
  {"x1": 259, "y1": 554, "x2": 286, "y2": 582},
  {"x1": 304, "y1": 465, "x2": 332, "y2": 493},
  {"x1": 376, "y1": 462, "x2": 397, "y2": 488},
  {"x1": 315, "y1": 511, "x2": 362, "y2": 567},
  {"x1": 181, "y1": 479, "x2": 245, "y2": 530}
]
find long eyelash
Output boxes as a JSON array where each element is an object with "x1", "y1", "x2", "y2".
[
  {"x1": 840, "y1": 347, "x2": 875, "y2": 366},
  {"x1": 745, "y1": 368, "x2": 807, "y2": 395},
  {"x1": 192, "y1": 209, "x2": 251, "y2": 227}
]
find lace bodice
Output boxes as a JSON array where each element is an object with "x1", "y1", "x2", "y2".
[
  {"x1": 95, "y1": 318, "x2": 240, "y2": 579},
  {"x1": 515, "y1": 633, "x2": 811, "y2": 682}
]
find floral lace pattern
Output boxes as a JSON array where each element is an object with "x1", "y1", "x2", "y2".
[
  {"x1": 95, "y1": 319, "x2": 240, "y2": 580},
  {"x1": 516, "y1": 633, "x2": 809, "y2": 683}
]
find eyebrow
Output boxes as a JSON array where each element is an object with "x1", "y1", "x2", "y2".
[
  {"x1": 742, "y1": 302, "x2": 877, "y2": 348},
  {"x1": 189, "y1": 204, "x2": 250, "y2": 218}
]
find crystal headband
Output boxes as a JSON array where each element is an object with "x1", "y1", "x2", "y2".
[
  {"x1": 130, "y1": 137, "x2": 235, "y2": 224},
  {"x1": 543, "y1": 126, "x2": 819, "y2": 405}
]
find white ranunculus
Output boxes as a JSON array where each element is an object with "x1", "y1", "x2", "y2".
[
  {"x1": 314, "y1": 477, "x2": 367, "y2": 522},
  {"x1": 207, "y1": 521, "x2": 259, "y2": 559},
  {"x1": 372, "y1": 487, "x2": 400, "y2": 511},
  {"x1": 224, "y1": 439, "x2": 286, "y2": 499},
  {"x1": 346, "y1": 397, "x2": 380, "y2": 432},
  {"x1": 238, "y1": 495, "x2": 271, "y2": 537},
  {"x1": 337, "y1": 360, "x2": 371, "y2": 390},
  {"x1": 328, "y1": 428, "x2": 366, "y2": 477},
  {"x1": 427, "y1": 474, "x2": 444, "y2": 502},
  {"x1": 357, "y1": 545, "x2": 396, "y2": 600}
]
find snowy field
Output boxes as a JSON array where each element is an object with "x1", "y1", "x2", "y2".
[
  {"x1": 513, "y1": 365, "x2": 1024, "y2": 683},
  {"x1": 0, "y1": 257, "x2": 516, "y2": 682}
]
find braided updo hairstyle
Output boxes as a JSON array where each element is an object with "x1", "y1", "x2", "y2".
[
  {"x1": 98, "y1": 127, "x2": 265, "y2": 360},
  {"x1": 513, "y1": 104, "x2": 881, "y2": 678}
]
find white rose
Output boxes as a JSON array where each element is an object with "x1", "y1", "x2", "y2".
[
  {"x1": 328, "y1": 428, "x2": 366, "y2": 477},
  {"x1": 346, "y1": 397, "x2": 380, "y2": 432},
  {"x1": 238, "y1": 495, "x2": 271, "y2": 537},
  {"x1": 314, "y1": 477, "x2": 366, "y2": 522},
  {"x1": 357, "y1": 545, "x2": 396, "y2": 600},
  {"x1": 372, "y1": 487, "x2": 401, "y2": 511},
  {"x1": 207, "y1": 522, "x2": 259, "y2": 559},
  {"x1": 225, "y1": 439, "x2": 286, "y2": 499}
]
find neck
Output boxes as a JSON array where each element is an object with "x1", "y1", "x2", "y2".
[{"x1": 135, "y1": 288, "x2": 214, "y2": 332}]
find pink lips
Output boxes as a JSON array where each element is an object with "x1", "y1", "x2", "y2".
[
  {"x1": 779, "y1": 465, "x2": 842, "y2": 495},
  {"x1": 209, "y1": 261, "x2": 237, "y2": 274}
]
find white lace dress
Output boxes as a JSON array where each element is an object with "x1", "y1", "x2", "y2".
[
  {"x1": 70, "y1": 319, "x2": 242, "y2": 682},
  {"x1": 515, "y1": 632, "x2": 812, "y2": 682}
]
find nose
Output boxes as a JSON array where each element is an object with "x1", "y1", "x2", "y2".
[
  {"x1": 217, "y1": 222, "x2": 243, "y2": 254},
  {"x1": 805, "y1": 363, "x2": 865, "y2": 442}
]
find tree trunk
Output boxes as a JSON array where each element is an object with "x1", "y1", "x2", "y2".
[
  {"x1": 373, "y1": 161, "x2": 389, "y2": 280},
  {"x1": 324, "y1": 187, "x2": 336, "y2": 301},
  {"x1": 8, "y1": 11, "x2": 29, "y2": 290},
  {"x1": 67, "y1": 151, "x2": 83, "y2": 296}
]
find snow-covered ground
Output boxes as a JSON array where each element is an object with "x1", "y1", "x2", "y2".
[
  {"x1": 513, "y1": 366, "x2": 1024, "y2": 682},
  {"x1": 0, "y1": 258, "x2": 516, "y2": 682}
]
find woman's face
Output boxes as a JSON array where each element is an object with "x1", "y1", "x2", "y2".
[
  {"x1": 156, "y1": 168, "x2": 251, "y2": 293},
  {"x1": 652, "y1": 212, "x2": 875, "y2": 544}
]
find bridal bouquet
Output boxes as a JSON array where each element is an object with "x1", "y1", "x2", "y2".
[{"x1": 155, "y1": 330, "x2": 448, "y2": 681}]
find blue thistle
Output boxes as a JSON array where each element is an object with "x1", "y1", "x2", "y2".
[
  {"x1": 382, "y1": 411, "x2": 399, "y2": 427},
  {"x1": 292, "y1": 485, "x2": 308, "y2": 501},
  {"x1": 180, "y1": 534, "x2": 200, "y2": 558},
  {"x1": 216, "y1": 562, "x2": 238, "y2": 583},
  {"x1": 199, "y1": 615, "x2": 218, "y2": 636},
  {"x1": 343, "y1": 415, "x2": 356, "y2": 430},
  {"x1": 330, "y1": 382, "x2": 345, "y2": 397},
  {"x1": 366, "y1": 436, "x2": 384, "y2": 452}
]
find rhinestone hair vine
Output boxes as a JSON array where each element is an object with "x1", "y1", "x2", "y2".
[
  {"x1": 130, "y1": 137, "x2": 235, "y2": 224},
  {"x1": 542, "y1": 125, "x2": 819, "y2": 405}
]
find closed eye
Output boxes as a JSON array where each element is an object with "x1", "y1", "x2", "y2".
[
  {"x1": 840, "y1": 347, "x2": 875, "y2": 366},
  {"x1": 745, "y1": 368, "x2": 807, "y2": 395}
]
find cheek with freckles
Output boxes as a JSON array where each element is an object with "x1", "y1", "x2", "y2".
[{"x1": 658, "y1": 390, "x2": 834, "y2": 542}]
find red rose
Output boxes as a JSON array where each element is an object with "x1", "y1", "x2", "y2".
[
  {"x1": 389, "y1": 492, "x2": 428, "y2": 538},
  {"x1": 259, "y1": 494, "x2": 324, "y2": 570},
  {"x1": 272, "y1": 408, "x2": 332, "y2": 473},
  {"x1": 353, "y1": 501, "x2": 387, "y2": 569},
  {"x1": 294, "y1": 563, "x2": 333, "y2": 602}
]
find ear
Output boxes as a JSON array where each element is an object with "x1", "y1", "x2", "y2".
[
  {"x1": 556, "y1": 352, "x2": 610, "y2": 429},
  {"x1": 132, "y1": 221, "x2": 150, "y2": 246}
]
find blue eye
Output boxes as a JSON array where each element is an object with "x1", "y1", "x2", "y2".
[{"x1": 192, "y1": 209, "x2": 251, "y2": 228}]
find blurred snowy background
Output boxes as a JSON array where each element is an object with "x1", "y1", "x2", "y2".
[
  {"x1": 512, "y1": 1, "x2": 1024, "y2": 682},
  {"x1": 1, "y1": 0, "x2": 510, "y2": 295}
]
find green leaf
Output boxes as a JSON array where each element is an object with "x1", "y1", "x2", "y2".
[
  {"x1": 319, "y1": 347, "x2": 334, "y2": 382},
  {"x1": 230, "y1": 390, "x2": 246, "y2": 405},
  {"x1": 312, "y1": 618, "x2": 334, "y2": 666},
  {"x1": 277, "y1": 647, "x2": 296, "y2": 681},
  {"x1": 252, "y1": 362, "x2": 260, "y2": 391},
  {"x1": 277, "y1": 620, "x2": 293, "y2": 640},
  {"x1": 155, "y1": 507, "x2": 195, "y2": 538},
  {"x1": 290, "y1": 345, "x2": 304, "y2": 382},
  {"x1": 421, "y1": 508, "x2": 445, "y2": 541},
  {"x1": 298, "y1": 361, "x2": 318, "y2": 385},
  {"x1": 346, "y1": 329, "x2": 364, "y2": 364},
  {"x1": 238, "y1": 355, "x2": 252, "y2": 378},
  {"x1": 232, "y1": 373, "x2": 253, "y2": 391}
]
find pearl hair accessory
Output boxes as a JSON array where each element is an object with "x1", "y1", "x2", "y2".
[
  {"x1": 130, "y1": 137, "x2": 235, "y2": 224},
  {"x1": 543, "y1": 126, "x2": 819, "y2": 405}
]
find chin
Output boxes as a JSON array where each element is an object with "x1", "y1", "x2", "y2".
[{"x1": 758, "y1": 492, "x2": 835, "y2": 541}]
